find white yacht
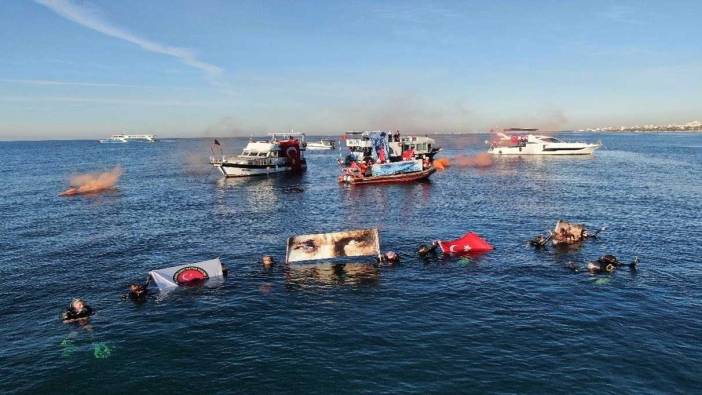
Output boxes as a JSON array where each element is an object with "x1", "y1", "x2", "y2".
[
  {"x1": 307, "y1": 139, "x2": 336, "y2": 150},
  {"x1": 210, "y1": 133, "x2": 307, "y2": 177},
  {"x1": 99, "y1": 134, "x2": 156, "y2": 143},
  {"x1": 487, "y1": 129, "x2": 600, "y2": 155}
]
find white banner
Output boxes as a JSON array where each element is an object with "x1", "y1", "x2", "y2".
[{"x1": 148, "y1": 258, "x2": 223, "y2": 289}]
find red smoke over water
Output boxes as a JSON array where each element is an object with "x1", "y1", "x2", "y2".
[
  {"x1": 434, "y1": 153, "x2": 493, "y2": 170},
  {"x1": 434, "y1": 158, "x2": 449, "y2": 170},
  {"x1": 59, "y1": 166, "x2": 123, "y2": 196}
]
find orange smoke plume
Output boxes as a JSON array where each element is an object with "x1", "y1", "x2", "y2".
[
  {"x1": 454, "y1": 153, "x2": 493, "y2": 168},
  {"x1": 434, "y1": 153, "x2": 493, "y2": 171},
  {"x1": 434, "y1": 158, "x2": 450, "y2": 170},
  {"x1": 59, "y1": 166, "x2": 123, "y2": 196}
]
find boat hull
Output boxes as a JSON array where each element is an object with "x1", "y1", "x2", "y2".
[
  {"x1": 99, "y1": 139, "x2": 127, "y2": 144},
  {"x1": 488, "y1": 143, "x2": 600, "y2": 155},
  {"x1": 339, "y1": 167, "x2": 436, "y2": 185},
  {"x1": 306, "y1": 145, "x2": 334, "y2": 150},
  {"x1": 217, "y1": 163, "x2": 307, "y2": 177}
]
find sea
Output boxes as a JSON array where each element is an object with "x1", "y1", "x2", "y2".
[{"x1": 1, "y1": 133, "x2": 701, "y2": 394}]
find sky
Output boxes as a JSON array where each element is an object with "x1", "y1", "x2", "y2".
[{"x1": 1, "y1": 0, "x2": 701, "y2": 139}]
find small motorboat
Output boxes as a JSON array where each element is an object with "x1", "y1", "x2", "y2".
[{"x1": 307, "y1": 139, "x2": 336, "y2": 150}]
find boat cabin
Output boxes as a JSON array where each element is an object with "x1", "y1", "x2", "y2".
[{"x1": 345, "y1": 130, "x2": 440, "y2": 162}]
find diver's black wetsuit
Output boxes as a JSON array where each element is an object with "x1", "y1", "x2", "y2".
[
  {"x1": 128, "y1": 289, "x2": 148, "y2": 302},
  {"x1": 62, "y1": 305, "x2": 94, "y2": 321}
]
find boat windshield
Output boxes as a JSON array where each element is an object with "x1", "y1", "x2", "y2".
[{"x1": 540, "y1": 137, "x2": 561, "y2": 143}]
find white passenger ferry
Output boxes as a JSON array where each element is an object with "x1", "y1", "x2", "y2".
[
  {"x1": 210, "y1": 133, "x2": 307, "y2": 177},
  {"x1": 487, "y1": 129, "x2": 600, "y2": 155},
  {"x1": 99, "y1": 134, "x2": 157, "y2": 143}
]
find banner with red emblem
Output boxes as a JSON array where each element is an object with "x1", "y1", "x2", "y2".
[{"x1": 148, "y1": 258, "x2": 223, "y2": 289}]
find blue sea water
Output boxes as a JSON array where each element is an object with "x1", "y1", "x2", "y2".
[{"x1": 0, "y1": 133, "x2": 701, "y2": 394}]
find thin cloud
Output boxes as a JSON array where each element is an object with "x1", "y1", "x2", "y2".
[
  {"x1": 34, "y1": 0, "x2": 223, "y2": 79},
  {"x1": 600, "y1": 5, "x2": 645, "y2": 25},
  {"x1": 0, "y1": 78, "x2": 146, "y2": 88},
  {"x1": 372, "y1": 3, "x2": 460, "y2": 23},
  {"x1": 0, "y1": 95, "x2": 213, "y2": 107}
]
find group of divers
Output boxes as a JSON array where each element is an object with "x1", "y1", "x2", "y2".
[{"x1": 61, "y1": 220, "x2": 638, "y2": 324}]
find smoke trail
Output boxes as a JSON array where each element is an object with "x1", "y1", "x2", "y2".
[
  {"x1": 434, "y1": 153, "x2": 493, "y2": 171},
  {"x1": 455, "y1": 153, "x2": 493, "y2": 168},
  {"x1": 182, "y1": 151, "x2": 213, "y2": 176},
  {"x1": 59, "y1": 166, "x2": 123, "y2": 196},
  {"x1": 434, "y1": 158, "x2": 449, "y2": 170}
]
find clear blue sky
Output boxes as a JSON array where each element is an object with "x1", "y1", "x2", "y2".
[{"x1": 1, "y1": 0, "x2": 701, "y2": 139}]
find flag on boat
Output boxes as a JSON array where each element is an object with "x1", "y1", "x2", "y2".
[
  {"x1": 148, "y1": 258, "x2": 224, "y2": 289},
  {"x1": 286, "y1": 228, "x2": 381, "y2": 263},
  {"x1": 368, "y1": 131, "x2": 390, "y2": 162}
]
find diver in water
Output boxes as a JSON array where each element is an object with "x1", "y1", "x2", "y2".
[
  {"x1": 262, "y1": 255, "x2": 275, "y2": 271},
  {"x1": 586, "y1": 255, "x2": 639, "y2": 274},
  {"x1": 124, "y1": 274, "x2": 154, "y2": 302},
  {"x1": 529, "y1": 232, "x2": 552, "y2": 248},
  {"x1": 583, "y1": 226, "x2": 607, "y2": 240},
  {"x1": 378, "y1": 251, "x2": 400, "y2": 265},
  {"x1": 127, "y1": 283, "x2": 149, "y2": 302},
  {"x1": 417, "y1": 242, "x2": 439, "y2": 257},
  {"x1": 62, "y1": 298, "x2": 94, "y2": 322}
]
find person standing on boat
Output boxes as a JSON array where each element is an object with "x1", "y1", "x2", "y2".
[
  {"x1": 359, "y1": 161, "x2": 369, "y2": 176},
  {"x1": 350, "y1": 160, "x2": 362, "y2": 173},
  {"x1": 377, "y1": 148, "x2": 387, "y2": 163},
  {"x1": 402, "y1": 147, "x2": 415, "y2": 161}
]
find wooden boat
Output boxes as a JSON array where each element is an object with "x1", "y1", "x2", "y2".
[{"x1": 338, "y1": 166, "x2": 436, "y2": 185}]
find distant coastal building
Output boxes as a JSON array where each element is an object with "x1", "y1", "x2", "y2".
[{"x1": 580, "y1": 120, "x2": 702, "y2": 132}]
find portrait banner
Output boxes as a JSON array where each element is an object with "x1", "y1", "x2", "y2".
[{"x1": 286, "y1": 229, "x2": 381, "y2": 263}]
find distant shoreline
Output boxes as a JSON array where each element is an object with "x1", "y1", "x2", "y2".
[
  {"x1": 2, "y1": 129, "x2": 702, "y2": 142},
  {"x1": 576, "y1": 129, "x2": 702, "y2": 133}
]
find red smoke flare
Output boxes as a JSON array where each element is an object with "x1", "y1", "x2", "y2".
[
  {"x1": 434, "y1": 153, "x2": 493, "y2": 171},
  {"x1": 59, "y1": 166, "x2": 123, "y2": 196}
]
